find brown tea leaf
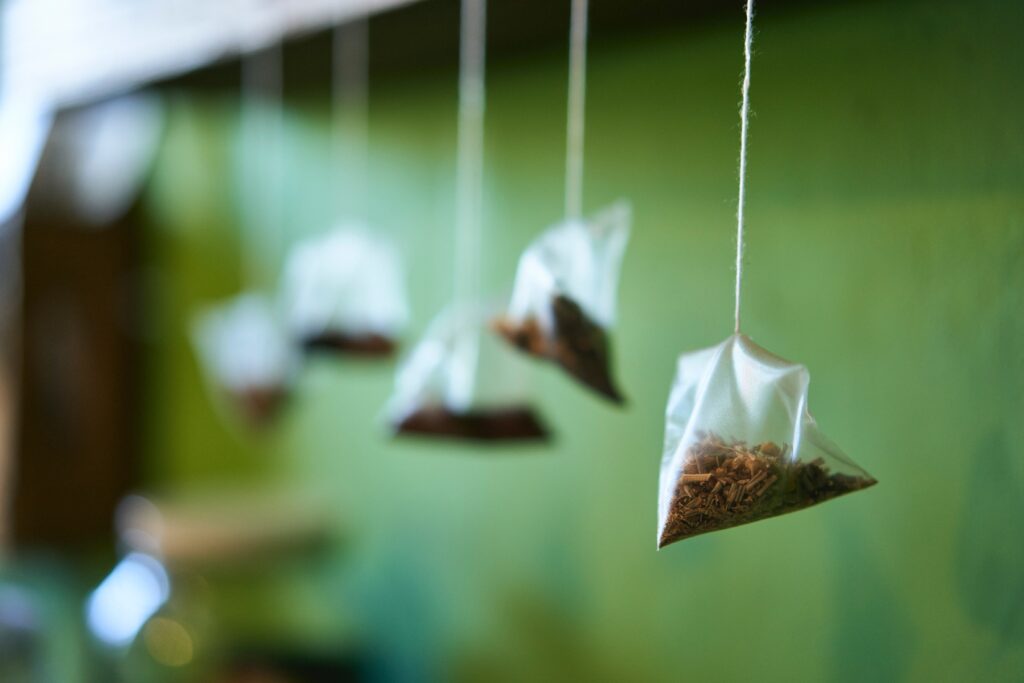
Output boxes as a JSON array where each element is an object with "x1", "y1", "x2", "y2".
[
  {"x1": 659, "y1": 434, "x2": 876, "y2": 548},
  {"x1": 493, "y1": 295, "x2": 624, "y2": 403},
  {"x1": 394, "y1": 405, "x2": 549, "y2": 443}
]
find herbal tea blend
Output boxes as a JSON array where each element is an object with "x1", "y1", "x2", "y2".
[
  {"x1": 661, "y1": 434, "x2": 875, "y2": 546},
  {"x1": 280, "y1": 227, "x2": 407, "y2": 357},
  {"x1": 494, "y1": 202, "x2": 630, "y2": 403},
  {"x1": 657, "y1": 335, "x2": 876, "y2": 547},
  {"x1": 192, "y1": 293, "x2": 297, "y2": 428},
  {"x1": 395, "y1": 406, "x2": 547, "y2": 441},
  {"x1": 389, "y1": 304, "x2": 549, "y2": 442}
]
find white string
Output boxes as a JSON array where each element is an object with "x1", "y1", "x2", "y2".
[
  {"x1": 448, "y1": 0, "x2": 486, "y2": 411},
  {"x1": 241, "y1": 42, "x2": 285, "y2": 289},
  {"x1": 734, "y1": 0, "x2": 754, "y2": 334},
  {"x1": 564, "y1": 0, "x2": 589, "y2": 221},
  {"x1": 454, "y1": 0, "x2": 485, "y2": 312},
  {"x1": 332, "y1": 18, "x2": 369, "y2": 222}
]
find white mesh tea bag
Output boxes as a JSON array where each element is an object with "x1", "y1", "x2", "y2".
[
  {"x1": 388, "y1": 0, "x2": 548, "y2": 443},
  {"x1": 389, "y1": 304, "x2": 548, "y2": 442},
  {"x1": 656, "y1": 0, "x2": 875, "y2": 548},
  {"x1": 495, "y1": 0, "x2": 629, "y2": 404},
  {"x1": 657, "y1": 335, "x2": 876, "y2": 547},
  {"x1": 280, "y1": 225, "x2": 408, "y2": 356},
  {"x1": 192, "y1": 293, "x2": 297, "y2": 427},
  {"x1": 495, "y1": 201, "x2": 630, "y2": 403}
]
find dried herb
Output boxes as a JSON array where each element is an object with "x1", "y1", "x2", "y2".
[
  {"x1": 659, "y1": 434, "x2": 876, "y2": 548},
  {"x1": 494, "y1": 294, "x2": 624, "y2": 403},
  {"x1": 394, "y1": 405, "x2": 549, "y2": 442},
  {"x1": 301, "y1": 332, "x2": 396, "y2": 357},
  {"x1": 231, "y1": 386, "x2": 288, "y2": 428}
]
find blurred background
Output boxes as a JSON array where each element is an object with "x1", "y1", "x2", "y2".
[{"x1": 1, "y1": 0, "x2": 1023, "y2": 681}]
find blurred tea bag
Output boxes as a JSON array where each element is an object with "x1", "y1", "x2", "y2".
[
  {"x1": 389, "y1": 303, "x2": 548, "y2": 442},
  {"x1": 192, "y1": 293, "x2": 297, "y2": 427},
  {"x1": 391, "y1": 0, "x2": 547, "y2": 443},
  {"x1": 280, "y1": 225, "x2": 408, "y2": 357},
  {"x1": 494, "y1": 201, "x2": 630, "y2": 403},
  {"x1": 657, "y1": 334, "x2": 876, "y2": 548}
]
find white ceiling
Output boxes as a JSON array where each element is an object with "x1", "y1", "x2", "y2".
[{"x1": 1, "y1": 0, "x2": 421, "y2": 109}]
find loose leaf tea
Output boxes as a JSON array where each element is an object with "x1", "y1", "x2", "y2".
[
  {"x1": 659, "y1": 434, "x2": 876, "y2": 547},
  {"x1": 395, "y1": 405, "x2": 548, "y2": 442},
  {"x1": 494, "y1": 294, "x2": 622, "y2": 403},
  {"x1": 230, "y1": 386, "x2": 289, "y2": 429},
  {"x1": 301, "y1": 331, "x2": 396, "y2": 357},
  {"x1": 497, "y1": 202, "x2": 630, "y2": 403},
  {"x1": 658, "y1": 334, "x2": 876, "y2": 548}
]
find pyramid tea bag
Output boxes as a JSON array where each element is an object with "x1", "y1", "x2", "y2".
[
  {"x1": 494, "y1": 201, "x2": 630, "y2": 403},
  {"x1": 657, "y1": 335, "x2": 876, "y2": 548},
  {"x1": 494, "y1": 0, "x2": 629, "y2": 404},
  {"x1": 192, "y1": 293, "x2": 297, "y2": 427},
  {"x1": 389, "y1": 0, "x2": 547, "y2": 442},
  {"x1": 280, "y1": 226, "x2": 408, "y2": 356},
  {"x1": 389, "y1": 304, "x2": 548, "y2": 442},
  {"x1": 195, "y1": 44, "x2": 294, "y2": 429},
  {"x1": 654, "y1": 0, "x2": 875, "y2": 549},
  {"x1": 284, "y1": 21, "x2": 406, "y2": 358}
]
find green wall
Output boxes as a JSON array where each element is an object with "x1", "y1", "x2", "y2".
[{"x1": 143, "y1": 0, "x2": 1024, "y2": 680}]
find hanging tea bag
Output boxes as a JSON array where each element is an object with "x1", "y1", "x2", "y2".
[
  {"x1": 191, "y1": 45, "x2": 293, "y2": 428},
  {"x1": 389, "y1": 0, "x2": 548, "y2": 442},
  {"x1": 494, "y1": 202, "x2": 629, "y2": 403},
  {"x1": 656, "y1": 0, "x2": 875, "y2": 548},
  {"x1": 657, "y1": 335, "x2": 876, "y2": 547},
  {"x1": 192, "y1": 294, "x2": 297, "y2": 427},
  {"x1": 495, "y1": 0, "x2": 628, "y2": 404},
  {"x1": 389, "y1": 304, "x2": 548, "y2": 441},
  {"x1": 280, "y1": 226, "x2": 407, "y2": 356},
  {"x1": 282, "y1": 21, "x2": 406, "y2": 356}
]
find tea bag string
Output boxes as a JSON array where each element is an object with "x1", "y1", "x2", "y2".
[
  {"x1": 332, "y1": 17, "x2": 369, "y2": 222},
  {"x1": 241, "y1": 42, "x2": 285, "y2": 289},
  {"x1": 734, "y1": 0, "x2": 754, "y2": 334},
  {"x1": 447, "y1": 0, "x2": 486, "y2": 411},
  {"x1": 454, "y1": 0, "x2": 486, "y2": 312},
  {"x1": 564, "y1": 0, "x2": 589, "y2": 222}
]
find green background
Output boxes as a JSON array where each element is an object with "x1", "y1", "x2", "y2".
[{"x1": 141, "y1": 0, "x2": 1024, "y2": 680}]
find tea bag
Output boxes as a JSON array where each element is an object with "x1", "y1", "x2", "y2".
[
  {"x1": 389, "y1": 304, "x2": 548, "y2": 442},
  {"x1": 192, "y1": 293, "x2": 297, "y2": 427},
  {"x1": 657, "y1": 335, "x2": 876, "y2": 548},
  {"x1": 280, "y1": 226, "x2": 408, "y2": 356},
  {"x1": 494, "y1": 201, "x2": 630, "y2": 403},
  {"x1": 388, "y1": 0, "x2": 546, "y2": 442}
]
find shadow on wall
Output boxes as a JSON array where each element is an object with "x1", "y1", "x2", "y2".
[
  {"x1": 449, "y1": 589, "x2": 601, "y2": 683},
  {"x1": 829, "y1": 521, "x2": 915, "y2": 683},
  {"x1": 955, "y1": 234, "x2": 1024, "y2": 655},
  {"x1": 957, "y1": 430, "x2": 1024, "y2": 647}
]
